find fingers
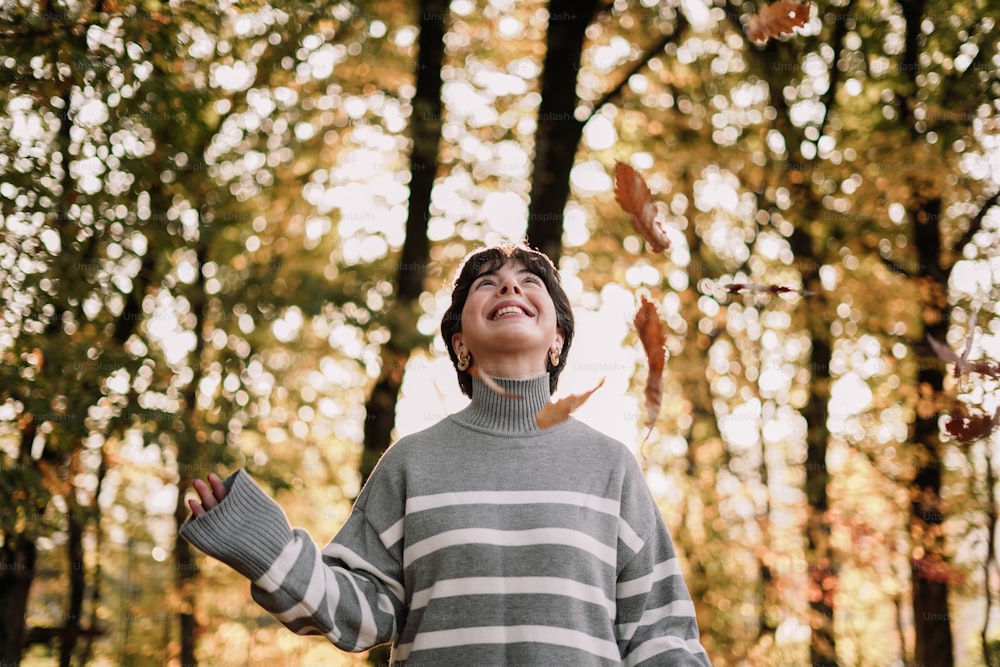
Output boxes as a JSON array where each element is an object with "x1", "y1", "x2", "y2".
[
  {"x1": 188, "y1": 497, "x2": 205, "y2": 517},
  {"x1": 208, "y1": 472, "x2": 228, "y2": 503},
  {"x1": 188, "y1": 472, "x2": 229, "y2": 516},
  {"x1": 192, "y1": 478, "x2": 217, "y2": 511},
  {"x1": 189, "y1": 472, "x2": 228, "y2": 518}
]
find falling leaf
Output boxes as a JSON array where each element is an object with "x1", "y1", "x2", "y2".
[
  {"x1": 943, "y1": 405, "x2": 1000, "y2": 444},
  {"x1": 927, "y1": 311, "x2": 1000, "y2": 379},
  {"x1": 724, "y1": 283, "x2": 815, "y2": 296},
  {"x1": 911, "y1": 555, "x2": 966, "y2": 585},
  {"x1": 634, "y1": 295, "x2": 666, "y2": 433},
  {"x1": 535, "y1": 378, "x2": 605, "y2": 429},
  {"x1": 614, "y1": 161, "x2": 670, "y2": 253},
  {"x1": 469, "y1": 367, "x2": 523, "y2": 400},
  {"x1": 746, "y1": 1, "x2": 811, "y2": 44}
]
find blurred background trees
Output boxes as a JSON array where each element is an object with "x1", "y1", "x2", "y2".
[{"x1": 1, "y1": 0, "x2": 998, "y2": 666}]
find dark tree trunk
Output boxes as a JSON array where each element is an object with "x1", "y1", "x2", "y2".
[
  {"x1": 360, "y1": 2, "x2": 447, "y2": 663},
  {"x1": 0, "y1": 538, "x2": 36, "y2": 666},
  {"x1": 59, "y1": 507, "x2": 85, "y2": 667},
  {"x1": 174, "y1": 240, "x2": 210, "y2": 666},
  {"x1": 525, "y1": 0, "x2": 600, "y2": 261},
  {"x1": 174, "y1": 513, "x2": 199, "y2": 666},
  {"x1": 909, "y1": 196, "x2": 954, "y2": 667},
  {"x1": 896, "y1": 0, "x2": 926, "y2": 132},
  {"x1": 359, "y1": 0, "x2": 446, "y2": 487}
]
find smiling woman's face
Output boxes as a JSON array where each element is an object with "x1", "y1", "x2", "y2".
[{"x1": 451, "y1": 259, "x2": 564, "y2": 379}]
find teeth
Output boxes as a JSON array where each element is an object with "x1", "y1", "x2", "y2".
[{"x1": 493, "y1": 306, "x2": 526, "y2": 319}]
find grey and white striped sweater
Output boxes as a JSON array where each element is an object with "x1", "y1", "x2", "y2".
[{"x1": 180, "y1": 374, "x2": 712, "y2": 665}]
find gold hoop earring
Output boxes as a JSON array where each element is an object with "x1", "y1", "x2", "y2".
[
  {"x1": 549, "y1": 349, "x2": 561, "y2": 366},
  {"x1": 457, "y1": 354, "x2": 470, "y2": 371}
]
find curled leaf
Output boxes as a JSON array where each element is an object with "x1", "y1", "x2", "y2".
[
  {"x1": 614, "y1": 161, "x2": 670, "y2": 253},
  {"x1": 470, "y1": 367, "x2": 523, "y2": 400},
  {"x1": 746, "y1": 1, "x2": 810, "y2": 44},
  {"x1": 725, "y1": 282, "x2": 815, "y2": 296},
  {"x1": 535, "y1": 378, "x2": 605, "y2": 429},
  {"x1": 634, "y1": 295, "x2": 666, "y2": 433}
]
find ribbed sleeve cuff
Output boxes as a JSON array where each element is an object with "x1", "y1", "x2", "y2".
[{"x1": 179, "y1": 470, "x2": 295, "y2": 581}]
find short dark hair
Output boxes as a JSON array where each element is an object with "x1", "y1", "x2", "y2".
[{"x1": 441, "y1": 241, "x2": 575, "y2": 397}]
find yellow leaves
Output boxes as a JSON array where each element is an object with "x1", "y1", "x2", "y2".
[{"x1": 746, "y1": 1, "x2": 811, "y2": 44}]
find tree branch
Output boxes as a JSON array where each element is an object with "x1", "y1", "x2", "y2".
[
  {"x1": 586, "y1": 14, "x2": 687, "y2": 121},
  {"x1": 982, "y1": 444, "x2": 998, "y2": 667},
  {"x1": 953, "y1": 189, "x2": 1000, "y2": 257}
]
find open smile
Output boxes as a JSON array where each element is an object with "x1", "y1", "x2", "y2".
[{"x1": 488, "y1": 302, "x2": 534, "y2": 320}]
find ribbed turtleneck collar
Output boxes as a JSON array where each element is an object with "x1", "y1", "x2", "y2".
[{"x1": 453, "y1": 374, "x2": 552, "y2": 435}]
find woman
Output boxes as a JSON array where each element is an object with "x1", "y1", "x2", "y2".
[{"x1": 184, "y1": 241, "x2": 712, "y2": 665}]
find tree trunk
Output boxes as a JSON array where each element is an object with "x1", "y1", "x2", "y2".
[
  {"x1": 174, "y1": 507, "x2": 199, "y2": 666},
  {"x1": 173, "y1": 240, "x2": 210, "y2": 666},
  {"x1": 59, "y1": 505, "x2": 85, "y2": 667},
  {"x1": 909, "y1": 195, "x2": 954, "y2": 667},
  {"x1": 359, "y1": 0, "x2": 446, "y2": 486},
  {"x1": 78, "y1": 448, "x2": 108, "y2": 665},
  {"x1": 525, "y1": 0, "x2": 600, "y2": 261},
  {"x1": 361, "y1": 2, "x2": 447, "y2": 664},
  {"x1": 0, "y1": 537, "x2": 36, "y2": 666},
  {"x1": 788, "y1": 225, "x2": 838, "y2": 667}
]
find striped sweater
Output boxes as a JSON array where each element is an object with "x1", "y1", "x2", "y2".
[{"x1": 180, "y1": 374, "x2": 712, "y2": 665}]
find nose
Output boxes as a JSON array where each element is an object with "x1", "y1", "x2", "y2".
[{"x1": 499, "y1": 276, "x2": 522, "y2": 295}]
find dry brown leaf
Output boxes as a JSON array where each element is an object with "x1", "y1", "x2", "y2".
[
  {"x1": 943, "y1": 405, "x2": 1000, "y2": 444},
  {"x1": 634, "y1": 295, "x2": 666, "y2": 433},
  {"x1": 725, "y1": 282, "x2": 815, "y2": 296},
  {"x1": 535, "y1": 378, "x2": 605, "y2": 429},
  {"x1": 469, "y1": 367, "x2": 523, "y2": 400},
  {"x1": 746, "y1": 1, "x2": 810, "y2": 43},
  {"x1": 614, "y1": 161, "x2": 670, "y2": 253}
]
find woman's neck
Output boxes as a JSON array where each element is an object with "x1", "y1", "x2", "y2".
[{"x1": 455, "y1": 374, "x2": 552, "y2": 434}]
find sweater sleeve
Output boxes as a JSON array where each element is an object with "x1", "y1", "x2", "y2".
[
  {"x1": 615, "y1": 522, "x2": 712, "y2": 666},
  {"x1": 613, "y1": 453, "x2": 712, "y2": 666},
  {"x1": 179, "y1": 469, "x2": 404, "y2": 652}
]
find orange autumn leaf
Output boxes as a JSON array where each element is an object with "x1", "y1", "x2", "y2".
[
  {"x1": 535, "y1": 378, "x2": 605, "y2": 430},
  {"x1": 469, "y1": 367, "x2": 523, "y2": 400},
  {"x1": 634, "y1": 295, "x2": 666, "y2": 432},
  {"x1": 614, "y1": 161, "x2": 670, "y2": 253},
  {"x1": 746, "y1": 1, "x2": 810, "y2": 43}
]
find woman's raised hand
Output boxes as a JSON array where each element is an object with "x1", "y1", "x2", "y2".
[{"x1": 189, "y1": 472, "x2": 228, "y2": 517}]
